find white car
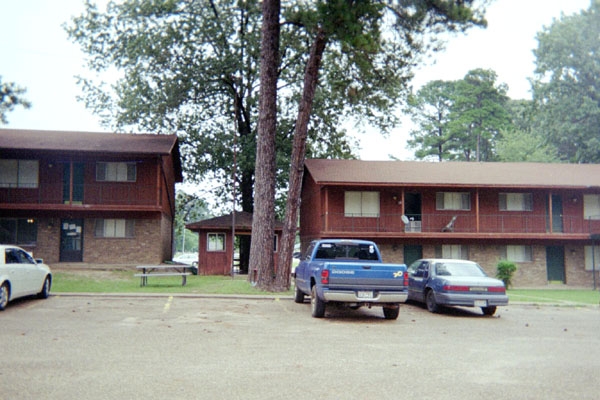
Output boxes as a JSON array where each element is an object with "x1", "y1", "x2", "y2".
[{"x1": 0, "y1": 245, "x2": 52, "y2": 311}]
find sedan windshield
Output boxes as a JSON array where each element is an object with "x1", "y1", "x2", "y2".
[{"x1": 434, "y1": 262, "x2": 487, "y2": 277}]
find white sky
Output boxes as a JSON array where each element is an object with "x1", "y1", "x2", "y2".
[{"x1": 0, "y1": 0, "x2": 591, "y2": 161}]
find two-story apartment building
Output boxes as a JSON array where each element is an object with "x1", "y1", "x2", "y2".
[
  {"x1": 0, "y1": 129, "x2": 182, "y2": 265},
  {"x1": 300, "y1": 159, "x2": 600, "y2": 287}
]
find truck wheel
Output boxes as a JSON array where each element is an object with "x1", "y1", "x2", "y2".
[
  {"x1": 293, "y1": 281, "x2": 305, "y2": 303},
  {"x1": 383, "y1": 306, "x2": 400, "y2": 320},
  {"x1": 426, "y1": 290, "x2": 440, "y2": 313},
  {"x1": 482, "y1": 306, "x2": 497, "y2": 316},
  {"x1": 310, "y1": 285, "x2": 325, "y2": 318}
]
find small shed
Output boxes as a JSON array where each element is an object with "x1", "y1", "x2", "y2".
[{"x1": 186, "y1": 211, "x2": 283, "y2": 275}]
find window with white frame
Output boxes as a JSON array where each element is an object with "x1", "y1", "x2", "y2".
[
  {"x1": 207, "y1": 233, "x2": 225, "y2": 252},
  {"x1": 94, "y1": 219, "x2": 135, "y2": 238},
  {"x1": 584, "y1": 246, "x2": 600, "y2": 271},
  {"x1": 584, "y1": 195, "x2": 600, "y2": 220},
  {"x1": 344, "y1": 191, "x2": 380, "y2": 217},
  {"x1": 0, "y1": 159, "x2": 39, "y2": 188},
  {"x1": 96, "y1": 162, "x2": 136, "y2": 182},
  {"x1": 435, "y1": 244, "x2": 469, "y2": 259},
  {"x1": 499, "y1": 193, "x2": 533, "y2": 211},
  {"x1": 502, "y1": 245, "x2": 533, "y2": 262},
  {"x1": 436, "y1": 192, "x2": 470, "y2": 211}
]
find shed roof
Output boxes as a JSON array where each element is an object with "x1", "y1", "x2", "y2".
[
  {"x1": 187, "y1": 211, "x2": 284, "y2": 232},
  {"x1": 304, "y1": 159, "x2": 600, "y2": 189},
  {"x1": 0, "y1": 128, "x2": 183, "y2": 182}
]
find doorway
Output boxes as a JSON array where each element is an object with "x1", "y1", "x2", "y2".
[
  {"x1": 60, "y1": 219, "x2": 83, "y2": 262},
  {"x1": 546, "y1": 194, "x2": 563, "y2": 233},
  {"x1": 403, "y1": 245, "x2": 423, "y2": 266},
  {"x1": 546, "y1": 246, "x2": 565, "y2": 283}
]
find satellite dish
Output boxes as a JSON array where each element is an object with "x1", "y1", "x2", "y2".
[{"x1": 401, "y1": 215, "x2": 410, "y2": 224}]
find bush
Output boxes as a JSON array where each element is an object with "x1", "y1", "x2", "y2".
[{"x1": 496, "y1": 260, "x2": 517, "y2": 288}]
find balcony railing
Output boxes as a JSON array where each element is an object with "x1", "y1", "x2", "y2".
[
  {"x1": 0, "y1": 183, "x2": 158, "y2": 206},
  {"x1": 322, "y1": 212, "x2": 600, "y2": 235}
]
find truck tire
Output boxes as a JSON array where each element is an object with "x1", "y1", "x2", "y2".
[
  {"x1": 383, "y1": 306, "x2": 400, "y2": 320},
  {"x1": 293, "y1": 281, "x2": 305, "y2": 303},
  {"x1": 311, "y1": 285, "x2": 326, "y2": 318}
]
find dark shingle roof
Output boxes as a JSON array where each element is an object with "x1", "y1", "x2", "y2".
[
  {"x1": 0, "y1": 128, "x2": 178, "y2": 155},
  {"x1": 187, "y1": 211, "x2": 284, "y2": 231},
  {"x1": 304, "y1": 159, "x2": 600, "y2": 189},
  {"x1": 0, "y1": 128, "x2": 182, "y2": 182}
]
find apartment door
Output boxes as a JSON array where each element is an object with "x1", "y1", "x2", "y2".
[
  {"x1": 403, "y1": 245, "x2": 423, "y2": 266},
  {"x1": 546, "y1": 246, "x2": 565, "y2": 283},
  {"x1": 60, "y1": 219, "x2": 83, "y2": 262},
  {"x1": 63, "y1": 162, "x2": 84, "y2": 204},
  {"x1": 546, "y1": 194, "x2": 563, "y2": 233}
]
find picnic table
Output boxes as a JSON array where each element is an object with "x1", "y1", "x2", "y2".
[{"x1": 134, "y1": 265, "x2": 192, "y2": 287}]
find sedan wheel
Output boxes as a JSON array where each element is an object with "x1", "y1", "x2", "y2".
[
  {"x1": 0, "y1": 283, "x2": 9, "y2": 311},
  {"x1": 38, "y1": 276, "x2": 51, "y2": 299},
  {"x1": 426, "y1": 290, "x2": 440, "y2": 313},
  {"x1": 482, "y1": 306, "x2": 497, "y2": 316}
]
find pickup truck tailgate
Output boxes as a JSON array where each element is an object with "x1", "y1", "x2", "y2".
[{"x1": 326, "y1": 262, "x2": 407, "y2": 290}]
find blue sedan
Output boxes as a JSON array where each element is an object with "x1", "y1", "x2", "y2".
[{"x1": 407, "y1": 259, "x2": 508, "y2": 315}]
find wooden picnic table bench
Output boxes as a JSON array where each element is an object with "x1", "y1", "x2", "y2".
[{"x1": 135, "y1": 265, "x2": 192, "y2": 286}]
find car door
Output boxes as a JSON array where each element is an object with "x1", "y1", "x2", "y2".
[
  {"x1": 4, "y1": 248, "x2": 29, "y2": 298},
  {"x1": 408, "y1": 260, "x2": 430, "y2": 303},
  {"x1": 15, "y1": 248, "x2": 43, "y2": 295}
]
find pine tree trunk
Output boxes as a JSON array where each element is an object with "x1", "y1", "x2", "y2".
[
  {"x1": 249, "y1": 0, "x2": 280, "y2": 291},
  {"x1": 275, "y1": 28, "x2": 327, "y2": 291}
]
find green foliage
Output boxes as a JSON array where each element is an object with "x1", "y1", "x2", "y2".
[
  {"x1": 0, "y1": 76, "x2": 31, "y2": 125},
  {"x1": 174, "y1": 190, "x2": 208, "y2": 253},
  {"x1": 496, "y1": 260, "x2": 517, "y2": 288},
  {"x1": 66, "y1": 0, "x2": 488, "y2": 213},
  {"x1": 532, "y1": 1, "x2": 600, "y2": 163},
  {"x1": 406, "y1": 68, "x2": 510, "y2": 161}
]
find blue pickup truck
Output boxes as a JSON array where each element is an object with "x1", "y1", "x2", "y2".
[{"x1": 292, "y1": 239, "x2": 408, "y2": 319}]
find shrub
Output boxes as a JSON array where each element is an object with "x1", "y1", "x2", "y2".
[{"x1": 496, "y1": 260, "x2": 517, "y2": 288}]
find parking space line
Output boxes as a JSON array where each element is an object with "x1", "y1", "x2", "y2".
[{"x1": 163, "y1": 296, "x2": 173, "y2": 313}]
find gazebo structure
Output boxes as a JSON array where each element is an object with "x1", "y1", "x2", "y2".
[{"x1": 186, "y1": 211, "x2": 284, "y2": 275}]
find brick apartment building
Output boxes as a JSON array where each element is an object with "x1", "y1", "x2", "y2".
[{"x1": 0, "y1": 129, "x2": 182, "y2": 265}]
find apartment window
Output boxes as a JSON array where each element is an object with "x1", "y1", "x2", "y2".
[
  {"x1": 584, "y1": 195, "x2": 600, "y2": 220},
  {"x1": 585, "y1": 246, "x2": 600, "y2": 271},
  {"x1": 0, "y1": 218, "x2": 38, "y2": 245},
  {"x1": 436, "y1": 192, "x2": 470, "y2": 211},
  {"x1": 207, "y1": 233, "x2": 225, "y2": 252},
  {"x1": 94, "y1": 219, "x2": 135, "y2": 238},
  {"x1": 499, "y1": 193, "x2": 533, "y2": 211},
  {"x1": 502, "y1": 245, "x2": 533, "y2": 262},
  {"x1": 96, "y1": 162, "x2": 136, "y2": 182},
  {"x1": 435, "y1": 244, "x2": 469, "y2": 259},
  {"x1": 344, "y1": 191, "x2": 380, "y2": 217},
  {"x1": 0, "y1": 159, "x2": 39, "y2": 188}
]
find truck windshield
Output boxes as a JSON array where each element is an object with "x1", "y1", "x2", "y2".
[{"x1": 314, "y1": 243, "x2": 378, "y2": 261}]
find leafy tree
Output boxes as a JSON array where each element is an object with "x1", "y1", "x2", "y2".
[
  {"x1": 275, "y1": 1, "x2": 489, "y2": 290},
  {"x1": 405, "y1": 80, "x2": 458, "y2": 161},
  {"x1": 405, "y1": 69, "x2": 510, "y2": 162},
  {"x1": 531, "y1": 1, "x2": 600, "y2": 163},
  {"x1": 449, "y1": 68, "x2": 510, "y2": 161},
  {"x1": 174, "y1": 191, "x2": 209, "y2": 254},
  {"x1": 0, "y1": 76, "x2": 31, "y2": 125},
  {"x1": 495, "y1": 99, "x2": 559, "y2": 162}
]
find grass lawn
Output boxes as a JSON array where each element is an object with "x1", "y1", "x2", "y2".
[
  {"x1": 52, "y1": 270, "x2": 294, "y2": 296},
  {"x1": 51, "y1": 269, "x2": 599, "y2": 305},
  {"x1": 508, "y1": 289, "x2": 600, "y2": 305}
]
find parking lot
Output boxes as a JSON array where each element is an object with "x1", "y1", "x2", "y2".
[{"x1": 2, "y1": 294, "x2": 600, "y2": 399}]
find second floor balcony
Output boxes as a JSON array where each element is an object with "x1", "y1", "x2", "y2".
[
  {"x1": 0, "y1": 183, "x2": 159, "y2": 207},
  {"x1": 322, "y1": 212, "x2": 600, "y2": 236}
]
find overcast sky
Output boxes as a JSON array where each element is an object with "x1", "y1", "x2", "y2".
[{"x1": 0, "y1": 0, "x2": 592, "y2": 161}]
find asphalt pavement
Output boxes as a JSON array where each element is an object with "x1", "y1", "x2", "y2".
[{"x1": 1, "y1": 294, "x2": 599, "y2": 400}]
